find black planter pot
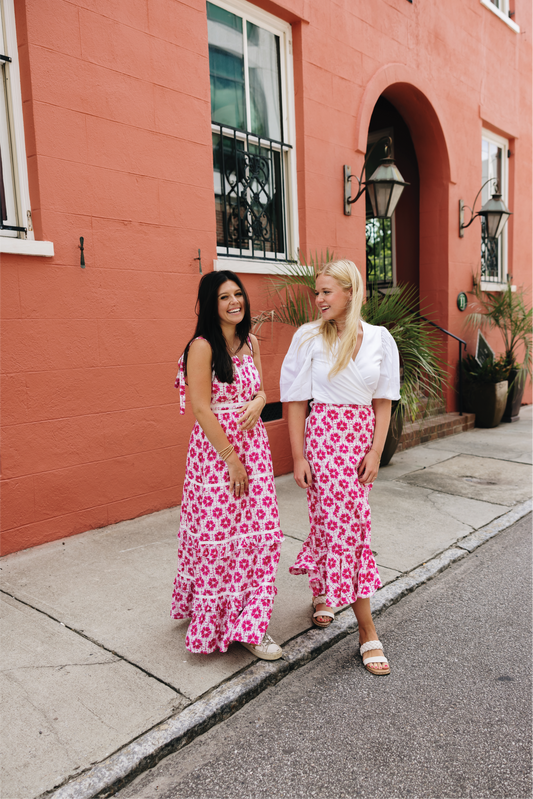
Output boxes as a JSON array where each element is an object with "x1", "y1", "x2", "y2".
[
  {"x1": 463, "y1": 379, "x2": 508, "y2": 428},
  {"x1": 502, "y1": 369, "x2": 527, "y2": 423},
  {"x1": 381, "y1": 408, "x2": 404, "y2": 466}
]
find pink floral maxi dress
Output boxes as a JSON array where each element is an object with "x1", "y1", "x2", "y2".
[
  {"x1": 280, "y1": 321, "x2": 401, "y2": 607},
  {"x1": 171, "y1": 341, "x2": 283, "y2": 654}
]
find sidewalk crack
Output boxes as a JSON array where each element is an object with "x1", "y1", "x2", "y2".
[{"x1": 0, "y1": 589, "x2": 190, "y2": 702}]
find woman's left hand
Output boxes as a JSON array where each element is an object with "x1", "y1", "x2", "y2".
[
  {"x1": 358, "y1": 449, "x2": 381, "y2": 485},
  {"x1": 238, "y1": 396, "x2": 264, "y2": 431}
]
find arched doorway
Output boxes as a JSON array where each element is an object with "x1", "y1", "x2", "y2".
[
  {"x1": 355, "y1": 70, "x2": 453, "y2": 332},
  {"x1": 356, "y1": 72, "x2": 457, "y2": 408},
  {"x1": 366, "y1": 96, "x2": 420, "y2": 295}
]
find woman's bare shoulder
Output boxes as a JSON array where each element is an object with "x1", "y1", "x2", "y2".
[{"x1": 188, "y1": 337, "x2": 212, "y2": 363}]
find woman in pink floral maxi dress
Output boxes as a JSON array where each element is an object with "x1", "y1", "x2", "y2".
[
  {"x1": 171, "y1": 271, "x2": 283, "y2": 660},
  {"x1": 280, "y1": 260, "x2": 400, "y2": 675}
]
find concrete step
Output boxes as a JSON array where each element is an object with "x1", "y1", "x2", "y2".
[{"x1": 397, "y1": 411, "x2": 476, "y2": 453}]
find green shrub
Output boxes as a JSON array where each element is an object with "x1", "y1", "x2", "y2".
[{"x1": 462, "y1": 353, "x2": 510, "y2": 384}]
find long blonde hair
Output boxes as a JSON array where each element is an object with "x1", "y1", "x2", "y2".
[{"x1": 317, "y1": 259, "x2": 365, "y2": 378}]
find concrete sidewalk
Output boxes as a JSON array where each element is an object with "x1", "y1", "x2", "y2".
[{"x1": 1, "y1": 408, "x2": 532, "y2": 799}]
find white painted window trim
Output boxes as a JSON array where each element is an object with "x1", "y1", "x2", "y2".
[
  {"x1": 482, "y1": 128, "x2": 509, "y2": 289},
  {"x1": 0, "y1": 0, "x2": 54, "y2": 256},
  {"x1": 480, "y1": 281, "x2": 516, "y2": 292},
  {"x1": 480, "y1": 0, "x2": 520, "y2": 33},
  {"x1": 213, "y1": 257, "x2": 297, "y2": 275},
  {"x1": 209, "y1": 0, "x2": 298, "y2": 275}
]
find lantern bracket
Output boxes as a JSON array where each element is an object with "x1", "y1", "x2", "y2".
[
  {"x1": 459, "y1": 177, "x2": 499, "y2": 237},
  {"x1": 344, "y1": 136, "x2": 392, "y2": 215}
]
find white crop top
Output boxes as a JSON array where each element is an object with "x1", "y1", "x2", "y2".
[{"x1": 280, "y1": 320, "x2": 401, "y2": 406}]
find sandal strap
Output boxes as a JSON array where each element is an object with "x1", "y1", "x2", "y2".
[
  {"x1": 363, "y1": 655, "x2": 389, "y2": 665},
  {"x1": 313, "y1": 610, "x2": 335, "y2": 620},
  {"x1": 359, "y1": 640, "x2": 383, "y2": 655},
  {"x1": 312, "y1": 595, "x2": 327, "y2": 608}
]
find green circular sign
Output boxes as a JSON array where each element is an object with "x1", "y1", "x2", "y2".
[{"x1": 457, "y1": 292, "x2": 468, "y2": 312}]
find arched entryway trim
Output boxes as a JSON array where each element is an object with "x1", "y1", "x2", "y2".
[
  {"x1": 354, "y1": 63, "x2": 455, "y2": 186},
  {"x1": 355, "y1": 64, "x2": 458, "y2": 409}
]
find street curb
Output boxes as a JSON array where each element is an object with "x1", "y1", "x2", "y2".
[{"x1": 42, "y1": 500, "x2": 532, "y2": 799}]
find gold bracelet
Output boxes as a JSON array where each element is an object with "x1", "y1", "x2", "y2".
[
  {"x1": 218, "y1": 445, "x2": 234, "y2": 462},
  {"x1": 254, "y1": 392, "x2": 267, "y2": 408},
  {"x1": 369, "y1": 448, "x2": 381, "y2": 463}
]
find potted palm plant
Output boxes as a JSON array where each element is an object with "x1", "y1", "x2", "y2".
[
  {"x1": 255, "y1": 254, "x2": 446, "y2": 465},
  {"x1": 462, "y1": 353, "x2": 509, "y2": 428},
  {"x1": 466, "y1": 282, "x2": 532, "y2": 422}
]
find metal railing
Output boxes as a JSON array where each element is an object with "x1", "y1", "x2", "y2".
[
  {"x1": 374, "y1": 288, "x2": 468, "y2": 415},
  {"x1": 421, "y1": 316, "x2": 467, "y2": 416}
]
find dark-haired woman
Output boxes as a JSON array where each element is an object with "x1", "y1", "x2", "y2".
[{"x1": 171, "y1": 271, "x2": 283, "y2": 660}]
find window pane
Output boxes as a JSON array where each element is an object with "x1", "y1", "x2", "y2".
[
  {"x1": 0, "y1": 61, "x2": 18, "y2": 234},
  {"x1": 248, "y1": 141, "x2": 284, "y2": 254},
  {"x1": 481, "y1": 137, "x2": 504, "y2": 281},
  {"x1": 365, "y1": 134, "x2": 393, "y2": 287},
  {"x1": 207, "y1": 3, "x2": 245, "y2": 130},
  {"x1": 213, "y1": 131, "x2": 247, "y2": 250},
  {"x1": 482, "y1": 139, "x2": 502, "y2": 202},
  {"x1": 366, "y1": 218, "x2": 393, "y2": 287},
  {"x1": 247, "y1": 21, "x2": 282, "y2": 140},
  {"x1": 213, "y1": 128, "x2": 285, "y2": 257}
]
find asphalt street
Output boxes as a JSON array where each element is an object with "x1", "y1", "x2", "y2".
[{"x1": 117, "y1": 513, "x2": 532, "y2": 799}]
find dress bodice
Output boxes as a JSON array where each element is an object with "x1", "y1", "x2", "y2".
[{"x1": 175, "y1": 340, "x2": 260, "y2": 414}]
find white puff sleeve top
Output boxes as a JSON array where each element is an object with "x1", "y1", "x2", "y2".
[{"x1": 280, "y1": 320, "x2": 401, "y2": 405}]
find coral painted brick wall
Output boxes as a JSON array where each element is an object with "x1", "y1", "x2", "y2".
[
  {"x1": 1, "y1": 0, "x2": 531, "y2": 555},
  {"x1": 1, "y1": 0, "x2": 218, "y2": 554}
]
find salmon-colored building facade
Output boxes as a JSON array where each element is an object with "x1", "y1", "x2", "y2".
[{"x1": 1, "y1": 0, "x2": 531, "y2": 555}]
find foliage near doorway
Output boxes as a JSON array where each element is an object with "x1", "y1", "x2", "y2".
[{"x1": 254, "y1": 253, "x2": 446, "y2": 421}]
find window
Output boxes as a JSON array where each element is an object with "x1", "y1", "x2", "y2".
[
  {"x1": 489, "y1": 0, "x2": 509, "y2": 12},
  {"x1": 208, "y1": 0, "x2": 297, "y2": 273},
  {"x1": 479, "y1": 0, "x2": 520, "y2": 33},
  {"x1": 365, "y1": 130, "x2": 395, "y2": 292},
  {"x1": 481, "y1": 130, "x2": 508, "y2": 286},
  {"x1": 0, "y1": 1, "x2": 52, "y2": 255}
]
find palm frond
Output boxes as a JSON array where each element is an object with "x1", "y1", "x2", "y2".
[
  {"x1": 255, "y1": 256, "x2": 447, "y2": 423},
  {"x1": 263, "y1": 251, "x2": 333, "y2": 329},
  {"x1": 363, "y1": 286, "x2": 447, "y2": 420},
  {"x1": 466, "y1": 281, "x2": 532, "y2": 377}
]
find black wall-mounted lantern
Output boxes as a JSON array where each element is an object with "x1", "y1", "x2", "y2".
[
  {"x1": 459, "y1": 178, "x2": 512, "y2": 239},
  {"x1": 344, "y1": 136, "x2": 409, "y2": 218}
]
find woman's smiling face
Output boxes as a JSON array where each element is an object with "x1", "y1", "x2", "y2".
[
  {"x1": 217, "y1": 280, "x2": 245, "y2": 325},
  {"x1": 314, "y1": 274, "x2": 351, "y2": 324}
]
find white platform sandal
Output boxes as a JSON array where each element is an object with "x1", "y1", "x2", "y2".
[
  {"x1": 312, "y1": 595, "x2": 335, "y2": 628},
  {"x1": 359, "y1": 639, "x2": 391, "y2": 675}
]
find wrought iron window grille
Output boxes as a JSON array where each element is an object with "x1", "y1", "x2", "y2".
[{"x1": 212, "y1": 123, "x2": 292, "y2": 260}]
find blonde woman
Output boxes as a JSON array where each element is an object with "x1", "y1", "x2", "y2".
[{"x1": 280, "y1": 260, "x2": 400, "y2": 675}]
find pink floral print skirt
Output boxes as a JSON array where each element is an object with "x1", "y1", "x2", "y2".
[
  {"x1": 289, "y1": 403, "x2": 382, "y2": 605},
  {"x1": 171, "y1": 354, "x2": 283, "y2": 654}
]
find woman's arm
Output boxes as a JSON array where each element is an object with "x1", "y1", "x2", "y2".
[
  {"x1": 187, "y1": 339, "x2": 249, "y2": 496},
  {"x1": 238, "y1": 333, "x2": 267, "y2": 432},
  {"x1": 288, "y1": 400, "x2": 313, "y2": 488},
  {"x1": 358, "y1": 398, "x2": 392, "y2": 485}
]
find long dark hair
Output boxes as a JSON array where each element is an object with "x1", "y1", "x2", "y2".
[{"x1": 182, "y1": 270, "x2": 252, "y2": 384}]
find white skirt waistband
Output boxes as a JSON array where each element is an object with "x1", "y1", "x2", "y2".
[{"x1": 210, "y1": 401, "x2": 245, "y2": 413}]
